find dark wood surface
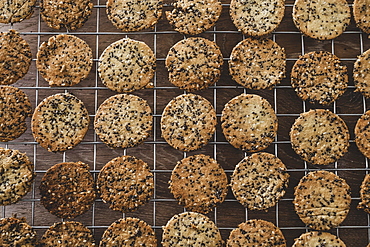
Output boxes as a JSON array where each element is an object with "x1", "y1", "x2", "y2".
[{"x1": 2, "y1": 0, "x2": 370, "y2": 246}]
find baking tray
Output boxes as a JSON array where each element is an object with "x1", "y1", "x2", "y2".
[{"x1": 2, "y1": 0, "x2": 370, "y2": 245}]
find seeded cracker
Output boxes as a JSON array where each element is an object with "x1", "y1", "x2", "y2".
[
  {"x1": 100, "y1": 217, "x2": 157, "y2": 246},
  {"x1": 31, "y1": 93, "x2": 90, "y2": 152},
  {"x1": 0, "y1": 217, "x2": 38, "y2": 246},
  {"x1": 166, "y1": 37, "x2": 223, "y2": 91},
  {"x1": 227, "y1": 219, "x2": 286, "y2": 246},
  {"x1": 162, "y1": 212, "x2": 224, "y2": 246},
  {"x1": 292, "y1": 0, "x2": 351, "y2": 40},
  {"x1": 292, "y1": 231, "x2": 346, "y2": 247},
  {"x1": 98, "y1": 38, "x2": 155, "y2": 93},
  {"x1": 97, "y1": 155, "x2": 154, "y2": 212},
  {"x1": 39, "y1": 221, "x2": 95, "y2": 246},
  {"x1": 166, "y1": 0, "x2": 222, "y2": 35},
  {"x1": 169, "y1": 154, "x2": 228, "y2": 214},
  {"x1": 290, "y1": 109, "x2": 349, "y2": 165},
  {"x1": 358, "y1": 174, "x2": 370, "y2": 214},
  {"x1": 354, "y1": 0, "x2": 370, "y2": 34},
  {"x1": 161, "y1": 94, "x2": 217, "y2": 152},
  {"x1": 354, "y1": 48, "x2": 370, "y2": 98},
  {"x1": 230, "y1": 0, "x2": 285, "y2": 36},
  {"x1": 37, "y1": 34, "x2": 93, "y2": 87},
  {"x1": 0, "y1": 30, "x2": 32, "y2": 85},
  {"x1": 231, "y1": 152, "x2": 289, "y2": 211},
  {"x1": 0, "y1": 0, "x2": 36, "y2": 23},
  {"x1": 229, "y1": 37, "x2": 286, "y2": 90},
  {"x1": 355, "y1": 110, "x2": 370, "y2": 159},
  {"x1": 40, "y1": 0, "x2": 93, "y2": 30},
  {"x1": 291, "y1": 51, "x2": 348, "y2": 105},
  {"x1": 106, "y1": 0, "x2": 162, "y2": 32},
  {"x1": 293, "y1": 170, "x2": 351, "y2": 230},
  {"x1": 94, "y1": 94, "x2": 152, "y2": 149},
  {"x1": 221, "y1": 93, "x2": 278, "y2": 152},
  {"x1": 0, "y1": 148, "x2": 35, "y2": 206},
  {"x1": 0, "y1": 86, "x2": 32, "y2": 142}
]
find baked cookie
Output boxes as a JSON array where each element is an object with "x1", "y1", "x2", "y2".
[
  {"x1": 37, "y1": 34, "x2": 93, "y2": 87},
  {"x1": 0, "y1": 0, "x2": 36, "y2": 23},
  {"x1": 221, "y1": 93, "x2": 278, "y2": 152},
  {"x1": 160, "y1": 93, "x2": 216, "y2": 151},
  {"x1": 230, "y1": 0, "x2": 285, "y2": 36},
  {"x1": 100, "y1": 217, "x2": 157, "y2": 246},
  {"x1": 292, "y1": 231, "x2": 346, "y2": 247},
  {"x1": 227, "y1": 219, "x2": 286, "y2": 246},
  {"x1": 293, "y1": 0, "x2": 351, "y2": 40},
  {"x1": 229, "y1": 37, "x2": 286, "y2": 90},
  {"x1": 162, "y1": 212, "x2": 224, "y2": 247},
  {"x1": 106, "y1": 0, "x2": 162, "y2": 31},
  {"x1": 358, "y1": 174, "x2": 370, "y2": 213},
  {"x1": 0, "y1": 30, "x2": 32, "y2": 85},
  {"x1": 39, "y1": 162, "x2": 96, "y2": 219},
  {"x1": 293, "y1": 170, "x2": 351, "y2": 230},
  {"x1": 355, "y1": 110, "x2": 370, "y2": 159},
  {"x1": 31, "y1": 93, "x2": 90, "y2": 152},
  {"x1": 94, "y1": 94, "x2": 152, "y2": 149},
  {"x1": 0, "y1": 147, "x2": 35, "y2": 206},
  {"x1": 39, "y1": 221, "x2": 95, "y2": 246},
  {"x1": 169, "y1": 154, "x2": 228, "y2": 214},
  {"x1": 165, "y1": 37, "x2": 223, "y2": 91},
  {"x1": 290, "y1": 109, "x2": 349, "y2": 165},
  {"x1": 291, "y1": 51, "x2": 348, "y2": 105},
  {"x1": 0, "y1": 86, "x2": 32, "y2": 142},
  {"x1": 98, "y1": 38, "x2": 155, "y2": 93},
  {"x1": 354, "y1": 48, "x2": 370, "y2": 98},
  {"x1": 40, "y1": 0, "x2": 93, "y2": 30},
  {"x1": 97, "y1": 155, "x2": 154, "y2": 212},
  {"x1": 0, "y1": 217, "x2": 38, "y2": 246},
  {"x1": 166, "y1": 0, "x2": 222, "y2": 35},
  {"x1": 231, "y1": 152, "x2": 289, "y2": 211},
  {"x1": 354, "y1": 0, "x2": 370, "y2": 34}
]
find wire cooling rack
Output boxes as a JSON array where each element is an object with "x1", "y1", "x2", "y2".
[{"x1": 2, "y1": 0, "x2": 370, "y2": 246}]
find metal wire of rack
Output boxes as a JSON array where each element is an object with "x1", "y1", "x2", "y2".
[{"x1": 1, "y1": 0, "x2": 370, "y2": 246}]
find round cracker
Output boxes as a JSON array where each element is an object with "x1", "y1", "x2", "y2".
[
  {"x1": 160, "y1": 93, "x2": 216, "y2": 152},
  {"x1": 354, "y1": 0, "x2": 370, "y2": 34},
  {"x1": 0, "y1": 217, "x2": 38, "y2": 246},
  {"x1": 231, "y1": 152, "x2": 289, "y2": 211},
  {"x1": 0, "y1": 30, "x2": 32, "y2": 85},
  {"x1": 292, "y1": 0, "x2": 351, "y2": 40},
  {"x1": 358, "y1": 173, "x2": 370, "y2": 213},
  {"x1": 293, "y1": 170, "x2": 351, "y2": 230},
  {"x1": 0, "y1": 0, "x2": 36, "y2": 23},
  {"x1": 162, "y1": 212, "x2": 224, "y2": 247},
  {"x1": 227, "y1": 219, "x2": 286, "y2": 246},
  {"x1": 97, "y1": 155, "x2": 154, "y2": 212},
  {"x1": 98, "y1": 38, "x2": 155, "y2": 93},
  {"x1": 221, "y1": 93, "x2": 278, "y2": 152},
  {"x1": 106, "y1": 0, "x2": 162, "y2": 32},
  {"x1": 31, "y1": 93, "x2": 90, "y2": 152},
  {"x1": 165, "y1": 37, "x2": 223, "y2": 91},
  {"x1": 230, "y1": 0, "x2": 285, "y2": 36},
  {"x1": 36, "y1": 34, "x2": 93, "y2": 87},
  {"x1": 293, "y1": 231, "x2": 346, "y2": 247},
  {"x1": 39, "y1": 162, "x2": 96, "y2": 219},
  {"x1": 39, "y1": 221, "x2": 95, "y2": 246},
  {"x1": 0, "y1": 86, "x2": 32, "y2": 142},
  {"x1": 229, "y1": 37, "x2": 286, "y2": 90},
  {"x1": 290, "y1": 109, "x2": 349, "y2": 165},
  {"x1": 291, "y1": 51, "x2": 348, "y2": 105},
  {"x1": 94, "y1": 94, "x2": 152, "y2": 149},
  {"x1": 0, "y1": 147, "x2": 35, "y2": 206},
  {"x1": 169, "y1": 154, "x2": 228, "y2": 214},
  {"x1": 100, "y1": 217, "x2": 157, "y2": 246},
  {"x1": 166, "y1": 0, "x2": 222, "y2": 35},
  {"x1": 354, "y1": 48, "x2": 370, "y2": 98},
  {"x1": 40, "y1": 0, "x2": 93, "y2": 30},
  {"x1": 355, "y1": 110, "x2": 370, "y2": 159}
]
